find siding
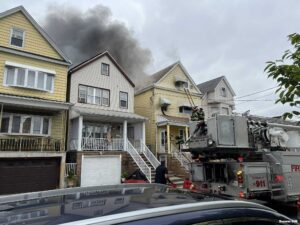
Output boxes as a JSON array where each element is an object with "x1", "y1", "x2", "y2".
[
  {"x1": 0, "y1": 12, "x2": 62, "y2": 60},
  {"x1": 157, "y1": 65, "x2": 199, "y2": 94},
  {"x1": 0, "y1": 52, "x2": 68, "y2": 101},
  {"x1": 70, "y1": 55, "x2": 134, "y2": 113},
  {"x1": 51, "y1": 111, "x2": 66, "y2": 140}
]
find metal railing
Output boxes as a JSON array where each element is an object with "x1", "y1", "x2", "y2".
[
  {"x1": 65, "y1": 163, "x2": 77, "y2": 177},
  {"x1": 71, "y1": 138, "x2": 124, "y2": 151},
  {"x1": 171, "y1": 143, "x2": 191, "y2": 172},
  {"x1": 126, "y1": 139, "x2": 152, "y2": 183},
  {"x1": 140, "y1": 140, "x2": 160, "y2": 169},
  {"x1": 0, "y1": 137, "x2": 64, "y2": 151}
]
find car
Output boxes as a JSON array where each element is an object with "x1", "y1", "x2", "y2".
[{"x1": 0, "y1": 183, "x2": 297, "y2": 225}]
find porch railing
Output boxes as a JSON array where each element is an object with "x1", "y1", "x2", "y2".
[
  {"x1": 0, "y1": 137, "x2": 64, "y2": 152},
  {"x1": 140, "y1": 140, "x2": 160, "y2": 169},
  {"x1": 65, "y1": 163, "x2": 77, "y2": 177},
  {"x1": 126, "y1": 139, "x2": 152, "y2": 183},
  {"x1": 70, "y1": 138, "x2": 124, "y2": 151},
  {"x1": 171, "y1": 144, "x2": 191, "y2": 172}
]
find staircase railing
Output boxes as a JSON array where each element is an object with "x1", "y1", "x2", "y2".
[
  {"x1": 140, "y1": 140, "x2": 160, "y2": 169},
  {"x1": 126, "y1": 139, "x2": 152, "y2": 183},
  {"x1": 171, "y1": 143, "x2": 191, "y2": 172}
]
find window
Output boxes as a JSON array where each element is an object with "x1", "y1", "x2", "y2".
[
  {"x1": 120, "y1": 92, "x2": 128, "y2": 108},
  {"x1": 78, "y1": 85, "x2": 110, "y2": 107},
  {"x1": 179, "y1": 129, "x2": 185, "y2": 140},
  {"x1": 4, "y1": 65, "x2": 55, "y2": 92},
  {"x1": 10, "y1": 28, "x2": 24, "y2": 47},
  {"x1": 101, "y1": 63, "x2": 109, "y2": 76},
  {"x1": 221, "y1": 87, "x2": 227, "y2": 97},
  {"x1": 179, "y1": 106, "x2": 192, "y2": 114},
  {"x1": 0, "y1": 113, "x2": 50, "y2": 136}
]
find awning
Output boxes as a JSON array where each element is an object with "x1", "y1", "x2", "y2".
[
  {"x1": 175, "y1": 75, "x2": 188, "y2": 83},
  {"x1": 70, "y1": 106, "x2": 147, "y2": 123},
  {"x1": 160, "y1": 97, "x2": 171, "y2": 106},
  {"x1": 179, "y1": 102, "x2": 192, "y2": 108},
  {"x1": 0, "y1": 93, "x2": 72, "y2": 111}
]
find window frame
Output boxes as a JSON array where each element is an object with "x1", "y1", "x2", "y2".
[
  {"x1": 221, "y1": 87, "x2": 227, "y2": 97},
  {"x1": 78, "y1": 84, "x2": 110, "y2": 107},
  {"x1": 4, "y1": 62, "x2": 55, "y2": 93},
  {"x1": 10, "y1": 27, "x2": 25, "y2": 48},
  {"x1": 101, "y1": 63, "x2": 110, "y2": 76},
  {"x1": 0, "y1": 113, "x2": 51, "y2": 136},
  {"x1": 179, "y1": 106, "x2": 192, "y2": 114},
  {"x1": 119, "y1": 91, "x2": 128, "y2": 109}
]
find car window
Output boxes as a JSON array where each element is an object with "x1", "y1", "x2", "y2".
[{"x1": 221, "y1": 217, "x2": 281, "y2": 225}]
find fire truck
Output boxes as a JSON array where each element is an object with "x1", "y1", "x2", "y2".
[{"x1": 183, "y1": 114, "x2": 300, "y2": 204}]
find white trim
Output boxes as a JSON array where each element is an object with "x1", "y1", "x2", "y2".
[
  {"x1": 9, "y1": 27, "x2": 25, "y2": 48},
  {"x1": 5, "y1": 61, "x2": 56, "y2": 74}
]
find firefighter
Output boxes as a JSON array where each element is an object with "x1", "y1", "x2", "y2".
[{"x1": 191, "y1": 107, "x2": 206, "y2": 136}]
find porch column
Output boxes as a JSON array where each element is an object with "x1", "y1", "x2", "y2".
[
  {"x1": 142, "y1": 121, "x2": 146, "y2": 150},
  {"x1": 123, "y1": 120, "x2": 127, "y2": 151},
  {"x1": 78, "y1": 116, "x2": 83, "y2": 151},
  {"x1": 0, "y1": 104, "x2": 3, "y2": 130},
  {"x1": 167, "y1": 124, "x2": 170, "y2": 154},
  {"x1": 185, "y1": 126, "x2": 189, "y2": 141}
]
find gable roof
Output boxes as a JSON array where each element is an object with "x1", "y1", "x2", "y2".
[
  {"x1": 69, "y1": 51, "x2": 135, "y2": 87},
  {"x1": 197, "y1": 76, "x2": 236, "y2": 96},
  {"x1": 0, "y1": 6, "x2": 71, "y2": 64},
  {"x1": 136, "y1": 61, "x2": 201, "y2": 94}
]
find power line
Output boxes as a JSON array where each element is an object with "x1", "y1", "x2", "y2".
[{"x1": 234, "y1": 86, "x2": 278, "y2": 99}]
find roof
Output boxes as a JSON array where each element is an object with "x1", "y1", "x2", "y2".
[
  {"x1": 136, "y1": 61, "x2": 201, "y2": 95},
  {"x1": 69, "y1": 51, "x2": 135, "y2": 87},
  {"x1": 0, "y1": 6, "x2": 71, "y2": 64},
  {"x1": 157, "y1": 115, "x2": 190, "y2": 127},
  {"x1": 197, "y1": 76, "x2": 224, "y2": 93},
  {"x1": 0, "y1": 93, "x2": 72, "y2": 111},
  {"x1": 70, "y1": 106, "x2": 147, "y2": 122}
]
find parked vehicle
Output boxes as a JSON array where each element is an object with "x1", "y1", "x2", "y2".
[
  {"x1": 0, "y1": 184, "x2": 297, "y2": 225},
  {"x1": 184, "y1": 114, "x2": 300, "y2": 204}
]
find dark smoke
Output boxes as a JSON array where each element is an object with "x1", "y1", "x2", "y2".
[{"x1": 43, "y1": 5, "x2": 152, "y2": 83}]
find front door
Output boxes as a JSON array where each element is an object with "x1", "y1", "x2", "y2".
[{"x1": 160, "y1": 129, "x2": 167, "y2": 153}]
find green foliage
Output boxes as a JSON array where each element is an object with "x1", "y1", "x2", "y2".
[
  {"x1": 265, "y1": 33, "x2": 300, "y2": 122},
  {"x1": 121, "y1": 171, "x2": 129, "y2": 179}
]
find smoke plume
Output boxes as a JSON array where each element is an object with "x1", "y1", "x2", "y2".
[{"x1": 43, "y1": 5, "x2": 152, "y2": 83}]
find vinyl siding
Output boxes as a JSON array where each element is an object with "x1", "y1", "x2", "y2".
[
  {"x1": 51, "y1": 111, "x2": 66, "y2": 140},
  {"x1": 0, "y1": 52, "x2": 68, "y2": 101},
  {"x1": 134, "y1": 90, "x2": 156, "y2": 151},
  {"x1": 70, "y1": 55, "x2": 134, "y2": 113},
  {"x1": 0, "y1": 12, "x2": 63, "y2": 60},
  {"x1": 157, "y1": 65, "x2": 199, "y2": 94}
]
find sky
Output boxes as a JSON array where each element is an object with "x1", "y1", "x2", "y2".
[{"x1": 1, "y1": 0, "x2": 299, "y2": 118}]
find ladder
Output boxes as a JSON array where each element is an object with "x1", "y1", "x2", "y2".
[{"x1": 184, "y1": 88, "x2": 196, "y2": 108}]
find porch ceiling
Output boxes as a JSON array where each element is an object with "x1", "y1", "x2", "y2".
[{"x1": 70, "y1": 106, "x2": 147, "y2": 123}]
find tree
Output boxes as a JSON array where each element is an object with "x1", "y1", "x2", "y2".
[{"x1": 265, "y1": 33, "x2": 300, "y2": 122}]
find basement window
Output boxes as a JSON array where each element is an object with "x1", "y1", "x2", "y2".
[{"x1": 10, "y1": 28, "x2": 25, "y2": 48}]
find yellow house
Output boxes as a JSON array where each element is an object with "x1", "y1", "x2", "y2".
[
  {"x1": 0, "y1": 6, "x2": 71, "y2": 194},
  {"x1": 135, "y1": 61, "x2": 202, "y2": 163}
]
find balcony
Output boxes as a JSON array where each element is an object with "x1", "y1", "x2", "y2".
[
  {"x1": 70, "y1": 138, "x2": 124, "y2": 151},
  {"x1": 0, "y1": 137, "x2": 64, "y2": 152}
]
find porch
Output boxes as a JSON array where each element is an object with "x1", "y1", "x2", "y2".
[{"x1": 0, "y1": 93, "x2": 71, "y2": 152}]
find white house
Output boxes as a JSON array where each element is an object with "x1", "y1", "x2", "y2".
[
  {"x1": 67, "y1": 51, "x2": 157, "y2": 186},
  {"x1": 197, "y1": 76, "x2": 235, "y2": 118}
]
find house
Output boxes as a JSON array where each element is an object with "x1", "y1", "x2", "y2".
[
  {"x1": 135, "y1": 61, "x2": 202, "y2": 171},
  {"x1": 0, "y1": 6, "x2": 71, "y2": 194},
  {"x1": 67, "y1": 51, "x2": 157, "y2": 186},
  {"x1": 197, "y1": 76, "x2": 235, "y2": 118}
]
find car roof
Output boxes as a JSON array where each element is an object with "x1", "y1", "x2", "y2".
[
  {"x1": 0, "y1": 184, "x2": 273, "y2": 225},
  {"x1": 61, "y1": 200, "x2": 275, "y2": 225}
]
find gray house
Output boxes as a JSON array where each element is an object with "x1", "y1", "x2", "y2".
[
  {"x1": 67, "y1": 51, "x2": 158, "y2": 186},
  {"x1": 197, "y1": 76, "x2": 235, "y2": 118}
]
